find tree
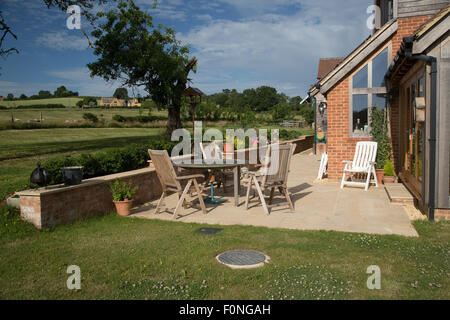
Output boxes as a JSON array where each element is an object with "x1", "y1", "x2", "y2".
[
  {"x1": 54, "y1": 85, "x2": 68, "y2": 97},
  {"x1": 113, "y1": 88, "x2": 128, "y2": 100},
  {"x1": 38, "y1": 90, "x2": 52, "y2": 99},
  {"x1": 6, "y1": 93, "x2": 14, "y2": 100},
  {"x1": 88, "y1": 0, "x2": 195, "y2": 135},
  {"x1": 299, "y1": 103, "x2": 314, "y2": 125},
  {"x1": 19, "y1": 94, "x2": 27, "y2": 100}
]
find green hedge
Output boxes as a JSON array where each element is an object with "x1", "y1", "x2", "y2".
[
  {"x1": 42, "y1": 140, "x2": 178, "y2": 186},
  {"x1": 112, "y1": 115, "x2": 166, "y2": 123}
]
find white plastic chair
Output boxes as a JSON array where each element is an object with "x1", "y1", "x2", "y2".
[{"x1": 340, "y1": 142, "x2": 378, "y2": 191}]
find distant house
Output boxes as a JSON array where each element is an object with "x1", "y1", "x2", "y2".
[
  {"x1": 0, "y1": 96, "x2": 3, "y2": 101},
  {"x1": 100, "y1": 97, "x2": 127, "y2": 107},
  {"x1": 127, "y1": 98, "x2": 142, "y2": 107}
]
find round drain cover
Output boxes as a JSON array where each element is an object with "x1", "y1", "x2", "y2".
[{"x1": 216, "y1": 250, "x2": 270, "y2": 269}]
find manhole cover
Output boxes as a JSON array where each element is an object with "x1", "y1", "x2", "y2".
[
  {"x1": 216, "y1": 250, "x2": 270, "y2": 269},
  {"x1": 196, "y1": 228, "x2": 223, "y2": 235}
]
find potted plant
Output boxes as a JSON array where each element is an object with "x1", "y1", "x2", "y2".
[
  {"x1": 383, "y1": 160, "x2": 396, "y2": 184},
  {"x1": 370, "y1": 108, "x2": 392, "y2": 185},
  {"x1": 109, "y1": 180, "x2": 138, "y2": 216}
]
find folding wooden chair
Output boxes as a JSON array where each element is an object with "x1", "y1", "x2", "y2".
[
  {"x1": 149, "y1": 149, "x2": 206, "y2": 219},
  {"x1": 245, "y1": 144, "x2": 295, "y2": 215}
]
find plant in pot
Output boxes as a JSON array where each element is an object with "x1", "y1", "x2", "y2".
[
  {"x1": 110, "y1": 180, "x2": 138, "y2": 216},
  {"x1": 383, "y1": 160, "x2": 396, "y2": 184},
  {"x1": 370, "y1": 108, "x2": 392, "y2": 185}
]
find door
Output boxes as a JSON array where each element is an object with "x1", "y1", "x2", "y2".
[{"x1": 400, "y1": 75, "x2": 425, "y2": 198}]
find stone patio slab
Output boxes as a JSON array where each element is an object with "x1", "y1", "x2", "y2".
[{"x1": 130, "y1": 153, "x2": 420, "y2": 237}]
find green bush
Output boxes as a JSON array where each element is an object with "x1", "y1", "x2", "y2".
[
  {"x1": 384, "y1": 160, "x2": 395, "y2": 176},
  {"x1": 110, "y1": 180, "x2": 138, "y2": 201},
  {"x1": 15, "y1": 104, "x2": 66, "y2": 109},
  {"x1": 42, "y1": 140, "x2": 178, "y2": 186},
  {"x1": 82, "y1": 113, "x2": 99, "y2": 123}
]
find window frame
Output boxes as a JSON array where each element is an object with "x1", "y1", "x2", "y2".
[{"x1": 348, "y1": 43, "x2": 392, "y2": 138}]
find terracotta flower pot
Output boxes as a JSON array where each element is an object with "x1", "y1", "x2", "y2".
[
  {"x1": 113, "y1": 200, "x2": 134, "y2": 216},
  {"x1": 376, "y1": 169, "x2": 384, "y2": 185},
  {"x1": 383, "y1": 176, "x2": 396, "y2": 184}
]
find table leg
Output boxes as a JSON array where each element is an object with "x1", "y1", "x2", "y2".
[{"x1": 234, "y1": 166, "x2": 239, "y2": 206}]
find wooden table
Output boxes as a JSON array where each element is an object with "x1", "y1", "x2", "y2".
[{"x1": 173, "y1": 160, "x2": 247, "y2": 206}]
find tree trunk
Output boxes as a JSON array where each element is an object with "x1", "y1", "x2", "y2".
[{"x1": 166, "y1": 104, "x2": 182, "y2": 136}]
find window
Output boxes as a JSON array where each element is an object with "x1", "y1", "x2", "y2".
[{"x1": 349, "y1": 46, "x2": 390, "y2": 136}]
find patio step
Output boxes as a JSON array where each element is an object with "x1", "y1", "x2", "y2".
[{"x1": 384, "y1": 184, "x2": 415, "y2": 205}]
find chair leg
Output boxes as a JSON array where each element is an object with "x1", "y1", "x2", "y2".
[
  {"x1": 365, "y1": 170, "x2": 371, "y2": 191},
  {"x1": 192, "y1": 179, "x2": 207, "y2": 215},
  {"x1": 253, "y1": 176, "x2": 269, "y2": 215},
  {"x1": 269, "y1": 187, "x2": 275, "y2": 205},
  {"x1": 282, "y1": 187, "x2": 295, "y2": 212},
  {"x1": 221, "y1": 173, "x2": 227, "y2": 193},
  {"x1": 245, "y1": 178, "x2": 252, "y2": 210},
  {"x1": 340, "y1": 170, "x2": 347, "y2": 189},
  {"x1": 154, "y1": 191, "x2": 166, "y2": 214},
  {"x1": 173, "y1": 180, "x2": 192, "y2": 219},
  {"x1": 372, "y1": 165, "x2": 379, "y2": 188}
]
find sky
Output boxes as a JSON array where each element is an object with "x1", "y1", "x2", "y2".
[{"x1": 0, "y1": 0, "x2": 373, "y2": 98}]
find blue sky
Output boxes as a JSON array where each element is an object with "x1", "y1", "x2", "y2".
[{"x1": 0, "y1": 0, "x2": 372, "y2": 98}]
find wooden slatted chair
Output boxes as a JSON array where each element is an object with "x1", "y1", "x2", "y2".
[
  {"x1": 340, "y1": 141, "x2": 378, "y2": 191},
  {"x1": 148, "y1": 149, "x2": 206, "y2": 219},
  {"x1": 245, "y1": 144, "x2": 295, "y2": 215}
]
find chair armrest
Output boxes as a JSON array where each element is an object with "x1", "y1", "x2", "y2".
[
  {"x1": 369, "y1": 161, "x2": 377, "y2": 165},
  {"x1": 342, "y1": 160, "x2": 352, "y2": 164},
  {"x1": 176, "y1": 174, "x2": 204, "y2": 181}
]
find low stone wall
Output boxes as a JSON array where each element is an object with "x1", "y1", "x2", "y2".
[{"x1": 18, "y1": 136, "x2": 313, "y2": 229}]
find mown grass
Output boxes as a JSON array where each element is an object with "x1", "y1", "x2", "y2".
[
  {"x1": 0, "y1": 128, "x2": 164, "y2": 200},
  {"x1": 0, "y1": 108, "x2": 167, "y2": 124},
  {"x1": 0, "y1": 206, "x2": 448, "y2": 300},
  {"x1": 0, "y1": 97, "x2": 84, "y2": 108}
]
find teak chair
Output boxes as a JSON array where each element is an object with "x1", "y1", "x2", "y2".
[
  {"x1": 340, "y1": 141, "x2": 378, "y2": 191},
  {"x1": 245, "y1": 143, "x2": 295, "y2": 215},
  {"x1": 148, "y1": 149, "x2": 206, "y2": 219}
]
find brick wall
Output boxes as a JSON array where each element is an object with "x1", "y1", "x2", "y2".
[
  {"x1": 389, "y1": 15, "x2": 434, "y2": 173},
  {"x1": 325, "y1": 15, "x2": 434, "y2": 180},
  {"x1": 18, "y1": 136, "x2": 313, "y2": 229}
]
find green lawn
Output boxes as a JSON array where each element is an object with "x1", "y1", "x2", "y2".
[
  {"x1": 0, "y1": 128, "x2": 164, "y2": 200},
  {"x1": 0, "y1": 97, "x2": 84, "y2": 108},
  {"x1": 0, "y1": 108, "x2": 167, "y2": 124},
  {"x1": 0, "y1": 208, "x2": 448, "y2": 300}
]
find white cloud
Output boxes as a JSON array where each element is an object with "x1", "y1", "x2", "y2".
[
  {"x1": 179, "y1": 0, "x2": 372, "y2": 96},
  {"x1": 35, "y1": 31, "x2": 89, "y2": 51}
]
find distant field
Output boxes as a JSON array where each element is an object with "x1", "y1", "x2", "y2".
[
  {"x1": 0, "y1": 97, "x2": 84, "y2": 107},
  {"x1": 0, "y1": 108, "x2": 168, "y2": 124},
  {"x1": 0, "y1": 127, "x2": 164, "y2": 200}
]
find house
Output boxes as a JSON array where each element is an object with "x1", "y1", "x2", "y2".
[
  {"x1": 308, "y1": 0, "x2": 450, "y2": 220},
  {"x1": 127, "y1": 98, "x2": 142, "y2": 107},
  {"x1": 0, "y1": 96, "x2": 3, "y2": 101},
  {"x1": 100, "y1": 97, "x2": 127, "y2": 107}
]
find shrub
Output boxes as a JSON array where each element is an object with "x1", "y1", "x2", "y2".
[
  {"x1": 42, "y1": 140, "x2": 178, "y2": 185},
  {"x1": 371, "y1": 109, "x2": 392, "y2": 169},
  {"x1": 112, "y1": 114, "x2": 127, "y2": 122},
  {"x1": 109, "y1": 180, "x2": 138, "y2": 201},
  {"x1": 384, "y1": 160, "x2": 395, "y2": 176},
  {"x1": 82, "y1": 113, "x2": 99, "y2": 123},
  {"x1": 15, "y1": 104, "x2": 66, "y2": 109}
]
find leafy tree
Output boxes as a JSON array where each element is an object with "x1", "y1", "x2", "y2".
[
  {"x1": 271, "y1": 102, "x2": 292, "y2": 122},
  {"x1": 54, "y1": 85, "x2": 75, "y2": 97},
  {"x1": 19, "y1": 94, "x2": 27, "y2": 100},
  {"x1": 38, "y1": 90, "x2": 52, "y2": 99},
  {"x1": 113, "y1": 88, "x2": 128, "y2": 100},
  {"x1": 82, "y1": 96, "x2": 97, "y2": 106},
  {"x1": 88, "y1": 0, "x2": 195, "y2": 135},
  {"x1": 6, "y1": 93, "x2": 14, "y2": 100},
  {"x1": 299, "y1": 103, "x2": 314, "y2": 125}
]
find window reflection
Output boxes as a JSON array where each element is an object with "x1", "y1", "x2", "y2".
[
  {"x1": 372, "y1": 48, "x2": 388, "y2": 87},
  {"x1": 353, "y1": 94, "x2": 368, "y2": 135},
  {"x1": 353, "y1": 65, "x2": 368, "y2": 89},
  {"x1": 372, "y1": 94, "x2": 386, "y2": 110}
]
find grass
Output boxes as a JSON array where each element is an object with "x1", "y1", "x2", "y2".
[
  {"x1": 0, "y1": 128, "x2": 164, "y2": 200},
  {"x1": 0, "y1": 108, "x2": 167, "y2": 124},
  {"x1": 0, "y1": 97, "x2": 83, "y2": 108},
  {"x1": 0, "y1": 206, "x2": 448, "y2": 300}
]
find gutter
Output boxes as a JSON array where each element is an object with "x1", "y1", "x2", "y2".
[{"x1": 402, "y1": 36, "x2": 438, "y2": 221}]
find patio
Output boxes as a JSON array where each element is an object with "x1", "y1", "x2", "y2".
[{"x1": 131, "y1": 151, "x2": 419, "y2": 237}]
